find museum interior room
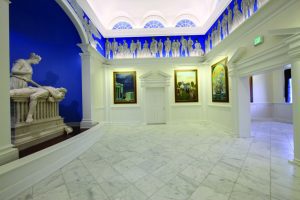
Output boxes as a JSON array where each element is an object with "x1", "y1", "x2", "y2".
[{"x1": 0, "y1": 0, "x2": 300, "y2": 199}]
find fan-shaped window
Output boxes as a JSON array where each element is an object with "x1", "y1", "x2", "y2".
[
  {"x1": 175, "y1": 19, "x2": 196, "y2": 28},
  {"x1": 144, "y1": 20, "x2": 164, "y2": 29},
  {"x1": 112, "y1": 22, "x2": 133, "y2": 30}
]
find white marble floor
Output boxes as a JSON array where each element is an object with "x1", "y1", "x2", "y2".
[{"x1": 11, "y1": 121, "x2": 300, "y2": 200}]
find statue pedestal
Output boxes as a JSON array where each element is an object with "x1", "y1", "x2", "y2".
[{"x1": 10, "y1": 96, "x2": 71, "y2": 150}]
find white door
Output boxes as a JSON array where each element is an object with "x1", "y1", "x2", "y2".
[{"x1": 146, "y1": 87, "x2": 166, "y2": 124}]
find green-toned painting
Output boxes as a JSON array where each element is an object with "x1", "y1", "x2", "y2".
[
  {"x1": 113, "y1": 71, "x2": 137, "y2": 104},
  {"x1": 211, "y1": 58, "x2": 229, "y2": 102},
  {"x1": 174, "y1": 69, "x2": 198, "y2": 102}
]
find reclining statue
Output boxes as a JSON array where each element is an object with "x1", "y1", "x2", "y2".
[{"x1": 10, "y1": 53, "x2": 68, "y2": 123}]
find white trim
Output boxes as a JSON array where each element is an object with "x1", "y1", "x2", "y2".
[
  {"x1": 0, "y1": 124, "x2": 104, "y2": 200},
  {"x1": 55, "y1": 0, "x2": 89, "y2": 44}
]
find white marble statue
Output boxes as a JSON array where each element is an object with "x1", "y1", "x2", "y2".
[
  {"x1": 227, "y1": 6, "x2": 233, "y2": 34},
  {"x1": 112, "y1": 39, "x2": 118, "y2": 58},
  {"x1": 164, "y1": 38, "x2": 171, "y2": 57},
  {"x1": 222, "y1": 13, "x2": 229, "y2": 38},
  {"x1": 232, "y1": 0, "x2": 244, "y2": 31},
  {"x1": 217, "y1": 20, "x2": 221, "y2": 44},
  {"x1": 117, "y1": 43, "x2": 124, "y2": 58},
  {"x1": 194, "y1": 40, "x2": 204, "y2": 56},
  {"x1": 142, "y1": 41, "x2": 151, "y2": 57},
  {"x1": 241, "y1": 0, "x2": 250, "y2": 20},
  {"x1": 150, "y1": 38, "x2": 158, "y2": 57},
  {"x1": 158, "y1": 39, "x2": 163, "y2": 58},
  {"x1": 123, "y1": 40, "x2": 130, "y2": 58},
  {"x1": 10, "y1": 53, "x2": 67, "y2": 123},
  {"x1": 180, "y1": 36, "x2": 188, "y2": 57},
  {"x1": 171, "y1": 40, "x2": 176, "y2": 57},
  {"x1": 249, "y1": 0, "x2": 256, "y2": 16},
  {"x1": 130, "y1": 40, "x2": 137, "y2": 58},
  {"x1": 205, "y1": 37, "x2": 209, "y2": 53},
  {"x1": 258, "y1": 0, "x2": 268, "y2": 8},
  {"x1": 187, "y1": 37, "x2": 194, "y2": 56},
  {"x1": 176, "y1": 40, "x2": 181, "y2": 57},
  {"x1": 105, "y1": 39, "x2": 111, "y2": 59},
  {"x1": 136, "y1": 40, "x2": 142, "y2": 58}
]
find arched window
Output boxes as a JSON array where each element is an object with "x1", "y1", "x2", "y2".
[
  {"x1": 112, "y1": 22, "x2": 133, "y2": 30},
  {"x1": 144, "y1": 20, "x2": 164, "y2": 29},
  {"x1": 175, "y1": 19, "x2": 196, "y2": 28}
]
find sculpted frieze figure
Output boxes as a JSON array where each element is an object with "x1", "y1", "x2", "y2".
[
  {"x1": 164, "y1": 37, "x2": 171, "y2": 57},
  {"x1": 187, "y1": 37, "x2": 194, "y2": 56},
  {"x1": 180, "y1": 36, "x2": 188, "y2": 57},
  {"x1": 105, "y1": 39, "x2": 111, "y2": 59},
  {"x1": 158, "y1": 39, "x2": 163, "y2": 58},
  {"x1": 232, "y1": 0, "x2": 244, "y2": 31}
]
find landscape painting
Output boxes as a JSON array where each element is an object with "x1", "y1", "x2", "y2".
[
  {"x1": 174, "y1": 69, "x2": 198, "y2": 102},
  {"x1": 113, "y1": 71, "x2": 137, "y2": 104},
  {"x1": 211, "y1": 58, "x2": 229, "y2": 102}
]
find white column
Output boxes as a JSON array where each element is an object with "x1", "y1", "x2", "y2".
[
  {"x1": 230, "y1": 69, "x2": 251, "y2": 137},
  {"x1": 78, "y1": 44, "x2": 98, "y2": 128},
  {"x1": 286, "y1": 33, "x2": 300, "y2": 166},
  {"x1": 291, "y1": 60, "x2": 300, "y2": 165},
  {"x1": 0, "y1": 0, "x2": 18, "y2": 165}
]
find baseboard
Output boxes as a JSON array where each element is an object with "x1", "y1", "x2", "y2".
[{"x1": 0, "y1": 124, "x2": 104, "y2": 200}]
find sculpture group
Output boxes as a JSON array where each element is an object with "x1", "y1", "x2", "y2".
[
  {"x1": 10, "y1": 53, "x2": 72, "y2": 149},
  {"x1": 105, "y1": 36, "x2": 204, "y2": 59},
  {"x1": 205, "y1": 0, "x2": 268, "y2": 52}
]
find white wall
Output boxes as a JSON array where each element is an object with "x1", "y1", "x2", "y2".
[
  {"x1": 103, "y1": 61, "x2": 205, "y2": 124},
  {"x1": 251, "y1": 68, "x2": 293, "y2": 123}
]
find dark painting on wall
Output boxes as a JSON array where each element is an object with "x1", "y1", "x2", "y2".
[
  {"x1": 211, "y1": 58, "x2": 229, "y2": 102},
  {"x1": 113, "y1": 71, "x2": 137, "y2": 104},
  {"x1": 174, "y1": 69, "x2": 198, "y2": 102}
]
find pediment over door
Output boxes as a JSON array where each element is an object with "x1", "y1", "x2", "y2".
[{"x1": 140, "y1": 71, "x2": 171, "y2": 87}]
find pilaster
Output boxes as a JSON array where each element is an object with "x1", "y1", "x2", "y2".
[
  {"x1": 286, "y1": 33, "x2": 300, "y2": 166},
  {"x1": 0, "y1": 0, "x2": 19, "y2": 165}
]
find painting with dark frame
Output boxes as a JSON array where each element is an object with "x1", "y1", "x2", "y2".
[
  {"x1": 113, "y1": 71, "x2": 137, "y2": 104},
  {"x1": 174, "y1": 69, "x2": 198, "y2": 102},
  {"x1": 211, "y1": 58, "x2": 229, "y2": 102}
]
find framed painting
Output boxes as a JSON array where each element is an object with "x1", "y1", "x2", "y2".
[
  {"x1": 113, "y1": 71, "x2": 137, "y2": 104},
  {"x1": 211, "y1": 58, "x2": 229, "y2": 102},
  {"x1": 174, "y1": 69, "x2": 198, "y2": 102}
]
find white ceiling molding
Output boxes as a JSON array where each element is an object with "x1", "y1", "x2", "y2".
[{"x1": 78, "y1": 0, "x2": 233, "y2": 37}]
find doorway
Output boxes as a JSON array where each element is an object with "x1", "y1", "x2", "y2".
[{"x1": 145, "y1": 87, "x2": 166, "y2": 124}]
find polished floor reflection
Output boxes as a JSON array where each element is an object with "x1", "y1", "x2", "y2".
[{"x1": 11, "y1": 121, "x2": 300, "y2": 200}]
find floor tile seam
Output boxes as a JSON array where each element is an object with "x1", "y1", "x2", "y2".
[
  {"x1": 59, "y1": 168, "x2": 73, "y2": 200},
  {"x1": 269, "y1": 125, "x2": 272, "y2": 200},
  {"x1": 227, "y1": 136, "x2": 256, "y2": 200},
  {"x1": 76, "y1": 157, "x2": 113, "y2": 199}
]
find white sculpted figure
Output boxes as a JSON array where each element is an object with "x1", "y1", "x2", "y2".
[
  {"x1": 205, "y1": 37, "x2": 209, "y2": 53},
  {"x1": 105, "y1": 39, "x2": 111, "y2": 59},
  {"x1": 158, "y1": 39, "x2": 163, "y2": 58},
  {"x1": 249, "y1": 0, "x2": 255, "y2": 16},
  {"x1": 10, "y1": 53, "x2": 67, "y2": 123},
  {"x1": 150, "y1": 38, "x2": 158, "y2": 57},
  {"x1": 117, "y1": 43, "x2": 124, "y2": 58},
  {"x1": 123, "y1": 40, "x2": 130, "y2": 58},
  {"x1": 180, "y1": 36, "x2": 188, "y2": 57},
  {"x1": 232, "y1": 0, "x2": 243, "y2": 31},
  {"x1": 175, "y1": 40, "x2": 181, "y2": 57},
  {"x1": 258, "y1": 0, "x2": 268, "y2": 8},
  {"x1": 194, "y1": 40, "x2": 204, "y2": 56},
  {"x1": 187, "y1": 37, "x2": 194, "y2": 56},
  {"x1": 136, "y1": 40, "x2": 142, "y2": 58},
  {"x1": 142, "y1": 41, "x2": 150, "y2": 57},
  {"x1": 112, "y1": 39, "x2": 118, "y2": 58},
  {"x1": 217, "y1": 20, "x2": 221, "y2": 44},
  {"x1": 241, "y1": 0, "x2": 249, "y2": 20},
  {"x1": 164, "y1": 37, "x2": 171, "y2": 57},
  {"x1": 222, "y1": 13, "x2": 228, "y2": 38},
  {"x1": 130, "y1": 40, "x2": 137, "y2": 58},
  {"x1": 227, "y1": 6, "x2": 233, "y2": 34}
]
